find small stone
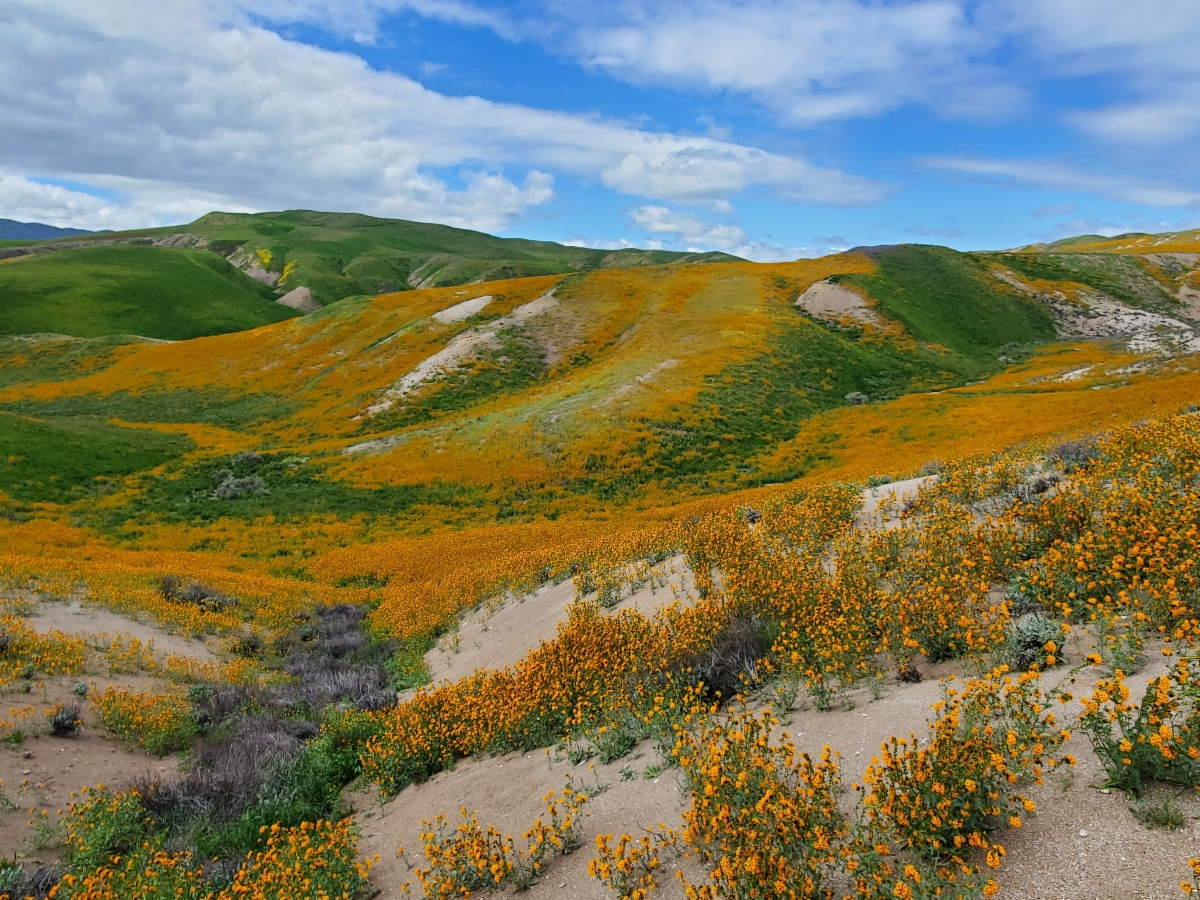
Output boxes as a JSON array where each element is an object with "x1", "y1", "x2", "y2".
[
  {"x1": 1078, "y1": 829, "x2": 1088, "y2": 837},
  {"x1": 1100, "y1": 789, "x2": 1111, "y2": 794},
  {"x1": 21, "y1": 770, "x2": 29, "y2": 776},
  {"x1": 22, "y1": 751, "x2": 32, "y2": 759}
]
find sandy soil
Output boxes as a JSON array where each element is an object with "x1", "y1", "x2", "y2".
[
  {"x1": 24, "y1": 601, "x2": 216, "y2": 664},
  {"x1": 425, "y1": 556, "x2": 696, "y2": 686},
  {"x1": 855, "y1": 475, "x2": 935, "y2": 530},
  {"x1": 276, "y1": 285, "x2": 319, "y2": 314},
  {"x1": 432, "y1": 295, "x2": 493, "y2": 324},
  {"x1": 0, "y1": 669, "x2": 185, "y2": 870},
  {"x1": 360, "y1": 617, "x2": 1200, "y2": 899},
  {"x1": 796, "y1": 280, "x2": 884, "y2": 327},
  {"x1": 0, "y1": 599, "x2": 217, "y2": 864}
]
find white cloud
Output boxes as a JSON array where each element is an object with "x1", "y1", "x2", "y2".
[
  {"x1": 0, "y1": 172, "x2": 253, "y2": 231},
  {"x1": 533, "y1": 0, "x2": 1016, "y2": 126},
  {"x1": 626, "y1": 205, "x2": 807, "y2": 261},
  {"x1": 235, "y1": 0, "x2": 1200, "y2": 152},
  {"x1": 0, "y1": 1, "x2": 881, "y2": 232},
  {"x1": 924, "y1": 157, "x2": 1200, "y2": 209}
]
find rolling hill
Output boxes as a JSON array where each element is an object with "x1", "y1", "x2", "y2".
[
  {"x1": 0, "y1": 217, "x2": 95, "y2": 240},
  {"x1": 0, "y1": 233, "x2": 1196, "y2": 519},
  {"x1": 2, "y1": 226, "x2": 1200, "y2": 900},
  {"x1": 0, "y1": 244, "x2": 299, "y2": 339}
]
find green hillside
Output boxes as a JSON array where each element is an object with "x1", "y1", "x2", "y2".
[
  {"x1": 30, "y1": 209, "x2": 740, "y2": 309},
  {"x1": 839, "y1": 245, "x2": 1057, "y2": 359},
  {"x1": 0, "y1": 245, "x2": 298, "y2": 339}
]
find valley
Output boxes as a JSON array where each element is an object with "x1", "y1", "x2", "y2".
[{"x1": 0, "y1": 220, "x2": 1199, "y2": 900}]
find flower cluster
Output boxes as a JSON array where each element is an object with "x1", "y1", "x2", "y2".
[{"x1": 91, "y1": 687, "x2": 196, "y2": 756}]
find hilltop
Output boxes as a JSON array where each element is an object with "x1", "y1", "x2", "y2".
[{"x1": 0, "y1": 218, "x2": 95, "y2": 241}]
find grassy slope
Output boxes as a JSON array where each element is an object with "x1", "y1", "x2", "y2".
[
  {"x1": 839, "y1": 245, "x2": 1057, "y2": 361},
  {"x1": 0, "y1": 412, "x2": 192, "y2": 502},
  {"x1": 0, "y1": 245, "x2": 298, "y2": 339}
]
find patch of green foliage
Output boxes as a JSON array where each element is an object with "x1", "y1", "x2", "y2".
[
  {"x1": 0, "y1": 244, "x2": 297, "y2": 339},
  {"x1": 365, "y1": 326, "x2": 547, "y2": 431},
  {"x1": 645, "y1": 319, "x2": 955, "y2": 486},
  {"x1": 983, "y1": 251, "x2": 1179, "y2": 312},
  {"x1": 3, "y1": 387, "x2": 298, "y2": 430},
  {"x1": 838, "y1": 245, "x2": 1058, "y2": 361},
  {"x1": 0, "y1": 412, "x2": 192, "y2": 503},
  {"x1": 108, "y1": 451, "x2": 482, "y2": 525},
  {"x1": 385, "y1": 633, "x2": 435, "y2": 690}
]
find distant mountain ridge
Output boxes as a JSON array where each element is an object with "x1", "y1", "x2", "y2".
[{"x1": 0, "y1": 218, "x2": 95, "y2": 240}]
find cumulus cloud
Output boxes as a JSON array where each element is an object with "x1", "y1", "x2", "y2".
[
  {"x1": 0, "y1": 0, "x2": 881, "y2": 232},
  {"x1": 552, "y1": 0, "x2": 1018, "y2": 125}
]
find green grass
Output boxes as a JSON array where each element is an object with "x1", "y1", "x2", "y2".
[
  {"x1": 0, "y1": 335, "x2": 137, "y2": 389},
  {"x1": 3, "y1": 388, "x2": 298, "y2": 430},
  {"x1": 107, "y1": 451, "x2": 483, "y2": 526},
  {"x1": 0, "y1": 412, "x2": 192, "y2": 503},
  {"x1": 642, "y1": 311, "x2": 961, "y2": 489},
  {"x1": 838, "y1": 246, "x2": 1058, "y2": 362},
  {"x1": 0, "y1": 245, "x2": 298, "y2": 339}
]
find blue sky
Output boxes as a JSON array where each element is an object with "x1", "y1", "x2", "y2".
[{"x1": 0, "y1": 1, "x2": 1198, "y2": 258}]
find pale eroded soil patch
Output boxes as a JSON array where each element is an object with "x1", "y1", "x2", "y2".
[{"x1": 795, "y1": 280, "x2": 884, "y2": 327}]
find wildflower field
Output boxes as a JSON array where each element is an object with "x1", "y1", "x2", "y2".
[{"x1": 1, "y1": 234, "x2": 1199, "y2": 898}]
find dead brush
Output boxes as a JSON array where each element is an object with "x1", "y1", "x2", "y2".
[
  {"x1": 1052, "y1": 437, "x2": 1099, "y2": 473},
  {"x1": 677, "y1": 612, "x2": 772, "y2": 700}
]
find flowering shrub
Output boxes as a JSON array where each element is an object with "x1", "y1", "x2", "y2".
[
  {"x1": 672, "y1": 705, "x2": 846, "y2": 900},
  {"x1": 589, "y1": 829, "x2": 683, "y2": 900},
  {"x1": 1078, "y1": 656, "x2": 1200, "y2": 795},
  {"x1": 0, "y1": 613, "x2": 85, "y2": 689},
  {"x1": 859, "y1": 669, "x2": 1072, "y2": 864},
  {"x1": 58, "y1": 815, "x2": 371, "y2": 900},
  {"x1": 412, "y1": 786, "x2": 586, "y2": 897},
  {"x1": 92, "y1": 686, "x2": 197, "y2": 756}
]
